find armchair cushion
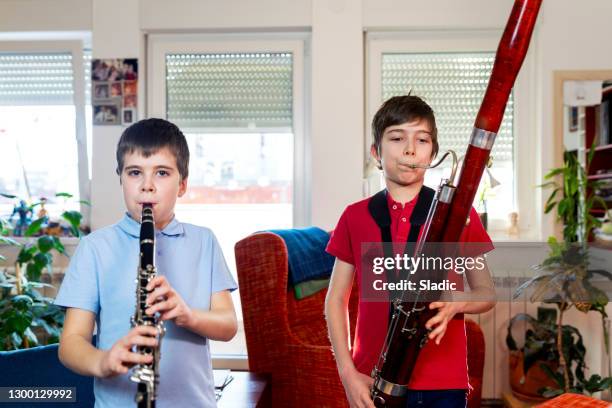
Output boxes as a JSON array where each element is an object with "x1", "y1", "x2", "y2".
[{"x1": 268, "y1": 227, "x2": 334, "y2": 286}]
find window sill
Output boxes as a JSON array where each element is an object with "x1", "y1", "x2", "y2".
[
  {"x1": 487, "y1": 226, "x2": 541, "y2": 242},
  {"x1": 1, "y1": 236, "x2": 80, "y2": 246},
  {"x1": 212, "y1": 355, "x2": 249, "y2": 370}
]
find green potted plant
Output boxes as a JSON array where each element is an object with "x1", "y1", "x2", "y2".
[
  {"x1": 507, "y1": 306, "x2": 612, "y2": 399},
  {"x1": 0, "y1": 260, "x2": 65, "y2": 350},
  {"x1": 0, "y1": 192, "x2": 89, "y2": 350},
  {"x1": 509, "y1": 148, "x2": 611, "y2": 397},
  {"x1": 507, "y1": 307, "x2": 572, "y2": 399}
]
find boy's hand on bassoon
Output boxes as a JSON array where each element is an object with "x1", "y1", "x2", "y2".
[
  {"x1": 145, "y1": 276, "x2": 193, "y2": 327},
  {"x1": 98, "y1": 326, "x2": 158, "y2": 378},
  {"x1": 425, "y1": 301, "x2": 466, "y2": 345},
  {"x1": 340, "y1": 367, "x2": 376, "y2": 408}
]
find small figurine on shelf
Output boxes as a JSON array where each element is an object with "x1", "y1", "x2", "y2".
[
  {"x1": 507, "y1": 211, "x2": 520, "y2": 239},
  {"x1": 37, "y1": 197, "x2": 49, "y2": 224},
  {"x1": 43, "y1": 221, "x2": 63, "y2": 237},
  {"x1": 475, "y1": 160, "x2": 501, "y2": 232},
  {"x1": 476, "y1": 199, "x2": 488, "y2": 231},
  {"x1": 9, "y1": 200, "x2": 32, "y2": 236}
]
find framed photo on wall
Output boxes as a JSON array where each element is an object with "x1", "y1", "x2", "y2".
[
  {"x1": 122, "y1": 108, "x2": 135, "y2": 125},
  {"x1": 93, "y1": 82, "x2": 110, "y2": 99},
  {"x1": 91, "y1": 58, "x2": 138, "y2": 126},
  {"x1": 93, "y1": 103, "x2": 120, "y2": 126}
]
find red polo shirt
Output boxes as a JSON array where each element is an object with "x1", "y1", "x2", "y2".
[{"x1": 326, "y1": 189, "x2": 493, "y2": 390}]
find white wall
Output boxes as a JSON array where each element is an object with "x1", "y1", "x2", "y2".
[
  {"x1": 0, "y1": 0, "x2": 91, "y2": 32},
  {"x1": 362, "y1": 0, "x2": 512, "y2": 28},
  {"x1": 311, "y1": 0, "x2": 363, "y2": 227},
  {"x1": 140, "y1": 0, "x2": 312, "y2": 30}
]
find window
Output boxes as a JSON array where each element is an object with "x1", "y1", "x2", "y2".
[
  {"x1": 148, "y1": 34, "x2": 307, "y2": 363},
  {"x1": 0, "y1": 42, "x2": 88, "y2": 227},
  {"x1": 367, "y1": 32, "x2": 537, "y2": 238}
]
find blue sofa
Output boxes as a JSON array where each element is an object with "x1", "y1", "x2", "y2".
[{"x1": 0, "y1": 343, "x2": 94, "y2": 407}]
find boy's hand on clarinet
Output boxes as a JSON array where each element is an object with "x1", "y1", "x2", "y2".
[
  {"x1": 145, "y1": 276, "x2": 193, "y2": 327},
  {"x1": 340, "y1": 367, "x2": 376, "y2": 408},
  {"x1": 98, "y1": 326, "x2": 158, "y2": 378},
  {"x1": 426, "y1": 301, "x2": 467, "y2": 345}
]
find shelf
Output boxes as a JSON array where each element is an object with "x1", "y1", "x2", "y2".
[
  {"x1": 588, "y1": 173, "x2": 612, "y2": 180},
  {"x1": 0, "y1": 236, "x2": 80, "y2": 246},
  {"x1": 572, "y1": 144, "x2": 612, "y2": 154},
  {"x1": 586, "y1": 143, "x2": 612, "y2": 153},
  {"x1": 590, "y1": 241, "x2": 612, "y2": 251}
]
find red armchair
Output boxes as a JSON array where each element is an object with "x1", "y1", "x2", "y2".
[
  {"x1": 235, "y1": 231, "x2": 485, "y2": 407},
  {"x1": 465, "y1": 319, "x2": 485, "y2": 408}
]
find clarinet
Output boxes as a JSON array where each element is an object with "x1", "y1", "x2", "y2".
[
  {"x1": 370, "y1": 1, "x2": 543, "y2": 406},
  {"x1": 130, "y1": 204, "x2": 165, "y2": 408}
]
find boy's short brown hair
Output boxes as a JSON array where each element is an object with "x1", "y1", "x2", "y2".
[
  {"x1": 116, "y1": 118, "x2": 190, "y2": 180},
  {"x1": 372, "y1": 95, "x2": 439, "y2": 158}
]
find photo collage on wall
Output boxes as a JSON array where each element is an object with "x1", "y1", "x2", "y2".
[{"x1": 91, "y1": 58, "x2": 138, "y2": 126}]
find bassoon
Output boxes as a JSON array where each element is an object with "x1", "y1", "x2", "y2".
[{"x1": 370, "y1": 1, "x2": 543, "y2": 406}]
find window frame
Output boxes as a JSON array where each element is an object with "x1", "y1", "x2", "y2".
[
  {"x1": 147, "y1": 33, "x2": 309, "y2": 368},
  {"x1": 366, "y1": 30, "x2": 538, "y2": 239},
  {"x1": 0, "y1": 40, "x2": 90, "y2": 227}
]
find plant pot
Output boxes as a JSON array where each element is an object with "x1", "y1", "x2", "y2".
[{"x1": 508, "y1": 350, "x2": 558, "y2": 401}]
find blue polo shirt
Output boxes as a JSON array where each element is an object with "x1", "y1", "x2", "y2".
[{"x1": 55, "y1": 213, "x2": 237, "y2": 408}]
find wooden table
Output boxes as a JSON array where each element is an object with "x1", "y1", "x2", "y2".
[
  {"x1": 502, "y1": 392, "x2": 540, "y2": 408},
  {"x1": 217, "y1": 371, "x2": 271, "y2": 408}
]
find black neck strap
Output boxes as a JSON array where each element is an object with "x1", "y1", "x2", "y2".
[
  {"x1": 368, "y1": 186, "x2": 435, "y2": 246},
  {"x1": 367, "y1": 187, "x2": 435, "y2": 314}
]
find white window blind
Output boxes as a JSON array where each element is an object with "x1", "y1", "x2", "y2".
[
  {"x1": 166, "y1": 52, "x2": 293, "y2": 130},
  {"x1": 0, "y1": 53, "x2": 74, "y2": 106}
]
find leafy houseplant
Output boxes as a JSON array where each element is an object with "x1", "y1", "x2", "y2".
[
  {"x1": 511, "y1": 148, "x2": 611, "y2": 397},
  {"x1": 0, "y1": 192, "x2": 89, "y2": 350},
  {"x1": 54, "y1": 192, "x2": 90, "y2": 238},
  {"x1": 0, "y1": 262, "x2": 65, "y2": 350},
  {"x1": 507, "y1": 307, "x2": 612, "y2": 398},
  {"x1": 541, "y1": 150, "x2": 607, "y2": 245},
  {"x1": 0, "y1": 221, "x2": 67, "y2": 350}
]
